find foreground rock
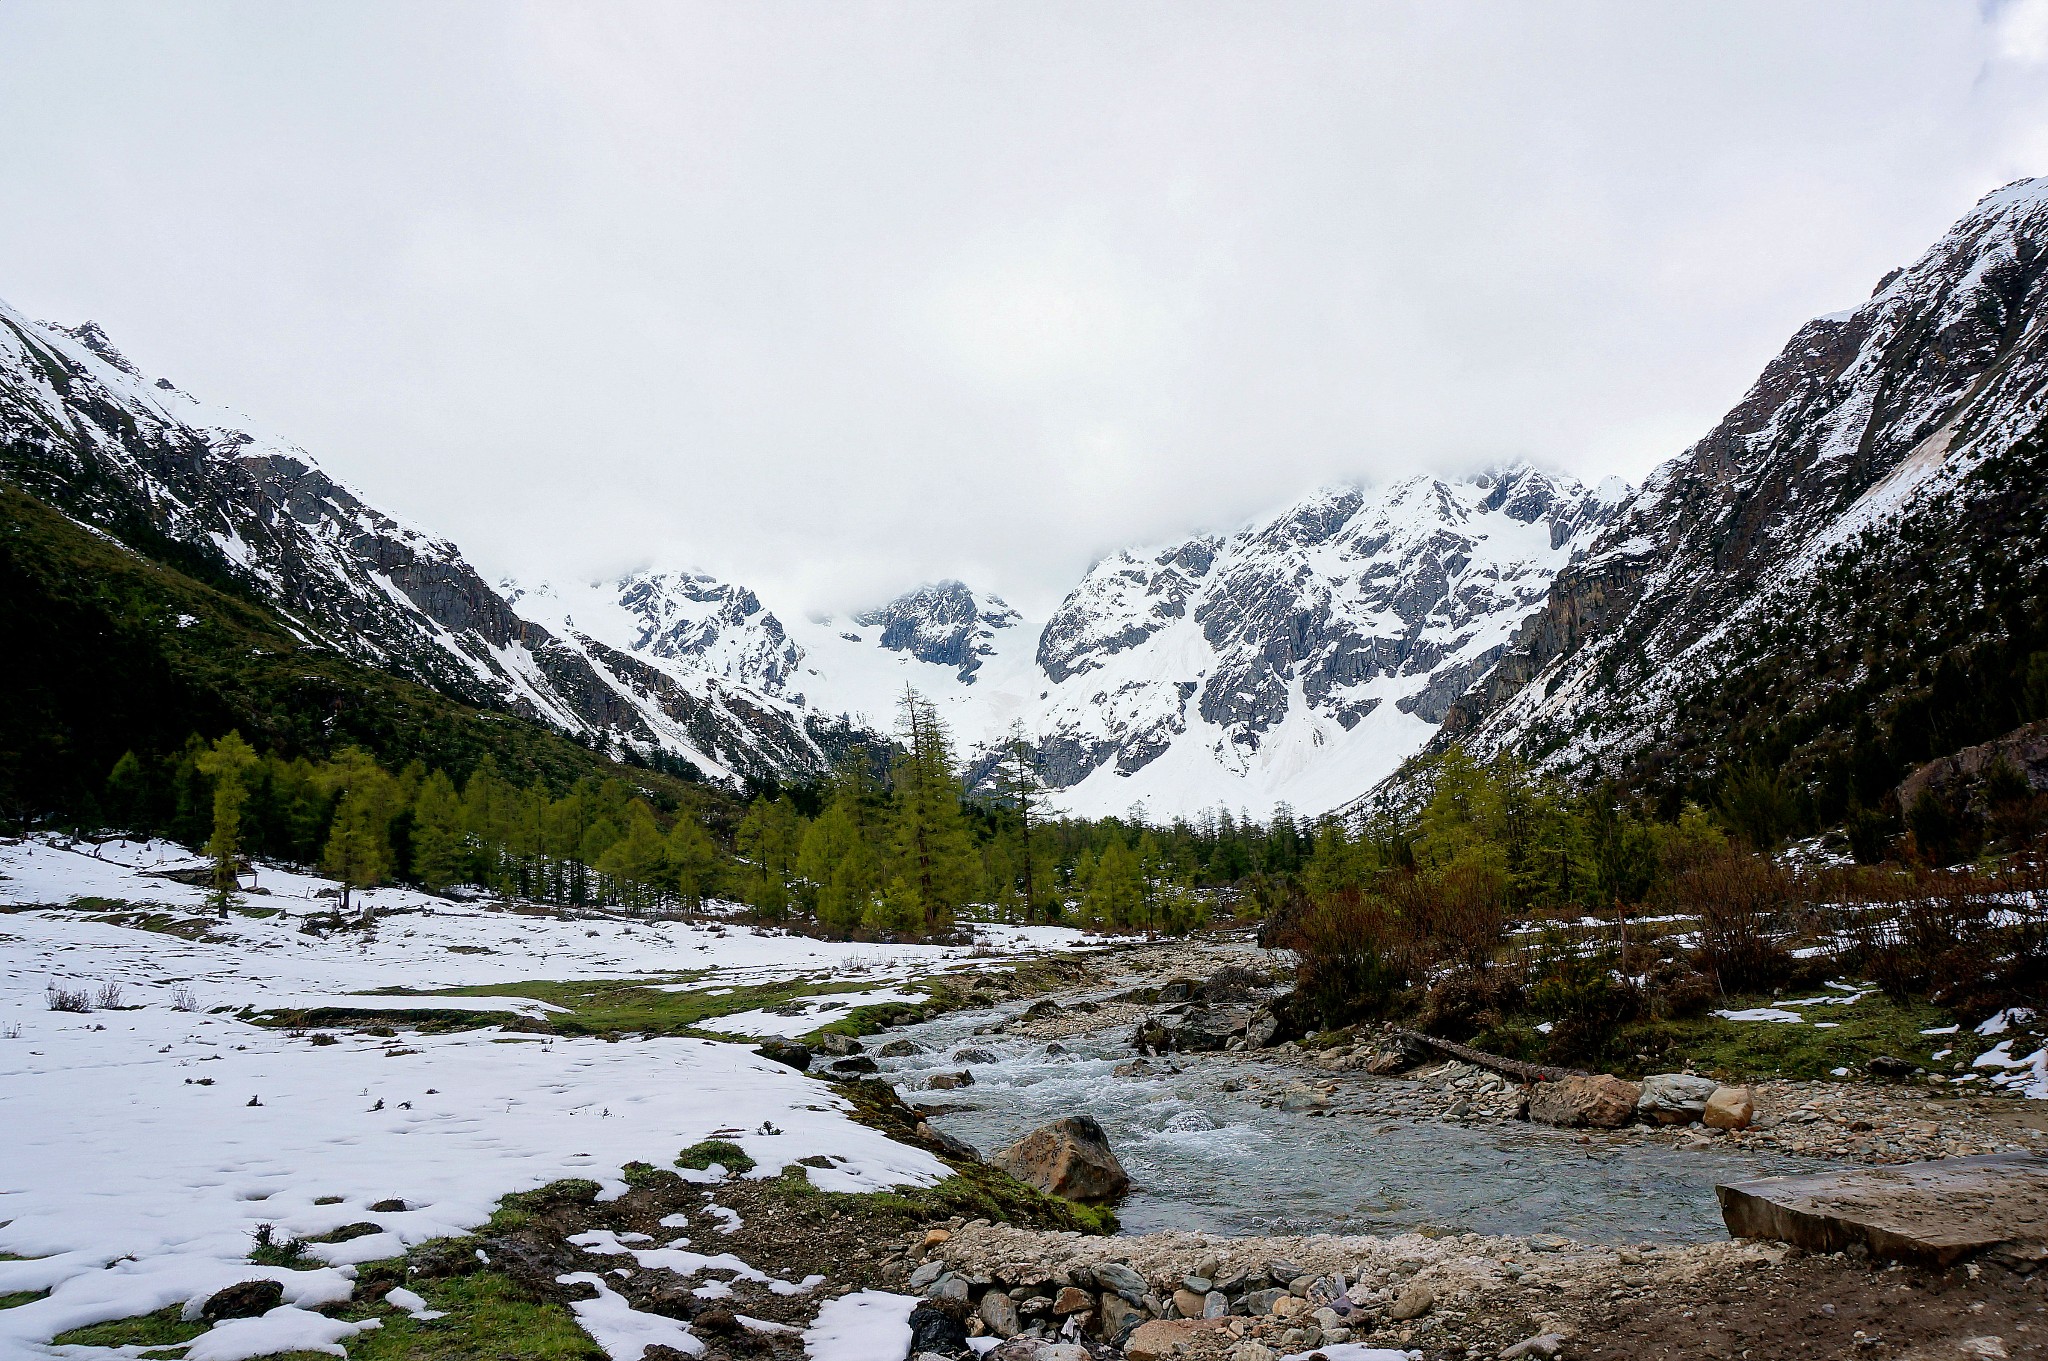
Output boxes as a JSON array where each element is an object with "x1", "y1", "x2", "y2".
[
  {"x1": 1527, "y1": 1074, "x2": 1640, "y2": 1129},
  {"x1": 1636, "y1": 1073, "x2": 1719, "y2": 1125},
  {"x1": 1717, "y1": 1152, "x2": 2048, "y2": 1267},
  {"x1": 991, "y1": 1115, "x2": 1131, "y2": 1203}
]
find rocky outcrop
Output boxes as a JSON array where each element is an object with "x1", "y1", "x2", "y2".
[
  {"x1": 991, "y1": 1116, "x2": 1130, "y2": 1204},
  {"x1": 856, "y1": 580, "x2": 1022, "y2": 682}
]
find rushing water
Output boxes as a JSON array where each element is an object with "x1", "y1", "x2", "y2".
[{"x1": 878, "y1": 997, "x2": 1824, "y2": 1244}]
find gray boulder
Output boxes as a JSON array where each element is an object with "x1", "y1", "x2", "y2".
[{"x1": 1637, "y1": 1072, "x2": 1721, "y2": 1125}]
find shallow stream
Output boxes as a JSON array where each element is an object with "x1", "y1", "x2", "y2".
[{"x1": 879, "y1": 997, "x2": 1824, "y2": 1245}]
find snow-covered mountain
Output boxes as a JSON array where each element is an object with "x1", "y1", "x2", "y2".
[
  {"x1": 0, "y1": 302, "x2": 850, "y2": 786},
  {"x1": 548, "y1": 468, "x2": 1623, "y2": 818},
  {"x1": 1435, "y1": 176, "x2": 2048, "y2": 792},
  {"x1": 0, "y1": 290, "x2": 1620, "y2": 818}
]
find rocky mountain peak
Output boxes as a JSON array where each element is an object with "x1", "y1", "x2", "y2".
[{"x1": 853, "y1": 580, "x2": 1021, "y2": 683}]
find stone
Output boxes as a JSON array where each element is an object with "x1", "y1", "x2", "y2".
[
  {"x1": 1702, "y1": 1085, "x2": 1756, "y2": 1130},
  {"x1": 1093, "y1": 1261, "x2": 1149, "y2": 1301},
  {"x1": 980, "y1": 1290, "x2": 1022, "y2": 1337},
  {"x1": 1203, "y1": 1291, "x2": 1228, "y2": 1319},
  {"x1": 1100, "y1": 1294, "x2": 1144, "y2": 1344},
  {"x1": 1637, "y1": 1072, "x2": 1720, "y2": 1124},
  {"x1": 929, "y1": 1274, "x2": 971, "y2": 1303},
  {"x1": 1113, "y1": 1059, "x2": 1156, "y2": 1078},
  {"x1": 992, "y1": 1117, "x2": 1131, "y2": 1203},
  {"x1": 1232, "y1": 1345, "x2": 1278, "y2": 1361},
  {"x1": 1265, "y1": 1257, "x2": 1302, "y2": 1281},
  {"x1": 1170, "y1": 1288, "x2": 1205, "y2": 1318},
  {"x1": 1246, "y1": 1008, "x2": 1282, "y2": 1048},
  {"x1": 1269, "y1": 1295, "x2": 1307, "y2": 1319},
  {"x1": 928, "y1": 1071, "x2": 975, "y2": 1090},
  {"x1": 830, "y1": 1055, "x2": 879, "y2": 1074},
  {"x1": 907, "y1": 1302, "x2": 970, "y2": 1356},
  {"x1": 1277, "y1": 1084, "x2": 1330, "y2": 1113},
  {"x1": 1528, "y1": 1073, "x2": 1641, "y2": 1128},
  {"x1": 1868, "y1": 1055, "x2": 1917, "y2": 1080},
  {"x1": 753, "y1": 1040, "x2": 811, "y2": 1071},
  {"x1": 954, "y1": 1047, "x2": 999, "y2": 1064},
  {"x1": 1125, "y1": 1318, "x2": 1231, "y2": 1361},
  {"x1": 1499, "y1": 1333, "x2": 1567, "y2": 1359},
  {"x1": 1052, "y1": 1285, "x2": 1092, "y2": 1315},
  {"x1": 877, "y1": 1039, "x2": 925, "y2": 1058},
  {"x1": 813, "y1": 1032, "x2": 864, "y2": 1057},
  {"x1": 1241, "y1": 1287, "x2": 1287, "y2": 1314},
  {"x1": 201, "y1": 1279, "x2": 284, "y2": 1321},
  {"x1": 1387, "y1": 1281, "x2": 1434, "y2": 1321},
  {"x1": 909, "y1": 1259, "x2": 947, "y2": 1289},
  {"x1": 1023, "y1": 999, "x2": 1064, "y2": 1020},
  {"x1": 1717, "y1": 1153, "x2": 2048, "y2": 1266}
]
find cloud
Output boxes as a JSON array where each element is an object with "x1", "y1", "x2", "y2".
[{"x1": 1, "y1": 1, "x2": 2045, "y2": 617}]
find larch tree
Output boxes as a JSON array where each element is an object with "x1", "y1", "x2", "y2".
[
  {"x1": 194, "y1": 731, "x2": 260, "y2": 911},
  {"x1": 886, "y1": 689, "x2": 976, "y2": 933}
]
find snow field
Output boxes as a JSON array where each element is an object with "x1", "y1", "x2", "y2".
[{"x1": 0, "y1": 837, "x2": 1101, "y2": 1358}]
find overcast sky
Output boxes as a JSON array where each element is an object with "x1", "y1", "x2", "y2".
[{"x1": 4, "y1": 2, "x2": 2048, "y2": 616}]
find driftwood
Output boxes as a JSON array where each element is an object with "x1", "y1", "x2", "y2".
[{"x1": 1392, "y1": 1027, "x2": 1586, "y2": 1084}]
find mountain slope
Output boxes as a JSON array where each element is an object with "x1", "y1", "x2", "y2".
[
  {"x1": 0, "y1": 303, "x2": 849, "y2": 787},
  {"x1": 1435, "y1": 177, "x2": 2048, "y2": 821}
]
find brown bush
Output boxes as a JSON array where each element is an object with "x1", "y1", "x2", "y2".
[
  {"x1": 1282, "y1": 887, "x2": 1411, "y2": 1026},
  {"x1": 1668, "y1": 852, "x2": 1798, "y2": 994}
]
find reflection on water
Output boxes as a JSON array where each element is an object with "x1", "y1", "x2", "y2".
[{"x1": 881, "y1": 1000, "x2": 1824, "y2": 1243}]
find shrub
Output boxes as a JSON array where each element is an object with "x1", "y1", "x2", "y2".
[
  {"x1": 1282, "y1": 888, "x2": 1410, "y2": 1026},
  {"x1": 247, "y1": 1223, "x2": 310, "y2": 1268},
  {"x1": 45, "y1": 985, "x2": 91, "y2": 1013},
  {"x1": 1671, "y1": 852, "x2": 1797, "y2": 994},
  {"x1": 94, "y1": 982, "x2": 124, "y2": 1010},
  {"x1": 170, "y1": 985, "x2": 199, "y2": 1012}
]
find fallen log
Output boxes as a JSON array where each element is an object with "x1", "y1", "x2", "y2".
[{"x1": 1391, "y1": 1028, "x2": 1586, "y2": 1084}]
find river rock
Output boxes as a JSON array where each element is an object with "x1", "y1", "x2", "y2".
[
  {"x1": 908, "y1": 1260, "x2": 946, "y2": 1290},
  {"x1": 1246, "y1": 1006, "x2": 1282, "y2": 1048},
  {"x1": 1022, "y1": 998, "x2": 1064, "y2": 1020},
  {"x1": 954, "y1": 1047, "x2": 999, "y2": 1064},
  {"x1": 1703, "y1": 1084, "x2": 1756, "y2": 1130},
  {"x1": 993, "y1": 1116, "x2": 1131, "y2": 1203},
  {"x1": 980, "y1": 1290, "x2": 1022, "y2": 1337},
  {"x1": 1528, "y1": 1073, "x2": 1641, "y2": 1128},
  {"x1": 1278, "y1": 1083, "x2": 1330, "y2": 1113},
  {"x1": 1099, "y1": 1294, "x2": 1144, "y2": 1344},
  {"x1": 1171, "y1": 1287, "x2": 1207, "y2": 1318},
  {"x1": 813, "y1": 1033, "x2": 864, "y2": 1057},
  {"x1": 830, "y1": 1055, "x2": 879, "y2": 1074},
  {"x1": 753, "y1": 1040, "x2": 811, "y2": 1071},
  {"x1": 1052, "y1": 1285, "x2": 1092, "y2": 1315},
  {"x1": 928, "y1": 1071, "x2": 974, "y2": 1090},
  {"x1": 877, "y1": 1039, "x2": 925, "y2": 1058},
  {"x1": 907, "y1": 1302, "x2": 970, "y2": 1355},
  {"x1": 1126, "y1": 1319, "x2": 1230, "y2": 1361},
  {"x1": 1638, "y1": 1072, "x2": 1721, "y2": 1124},
  {"x1": 1092, "y1": 1261, "x2": 1150, "y2": 1301},
  {"x1": 1242, "y1": 1287, "x2": 1287, "y2": 1314},
  {"x1": 1499, "y1": 1333, "x2": 1567, "y2": 1359},
  {"x1": 1388, "y1": 1281, "x2": 1434, "y2": 1321}
]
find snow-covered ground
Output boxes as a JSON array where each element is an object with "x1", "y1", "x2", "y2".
[{"x1": 0, "y1": 836, "x2": 1101, "y2": 1359}]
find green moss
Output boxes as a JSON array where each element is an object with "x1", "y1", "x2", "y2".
[
  {"x1": 372, "y1": 974, "x2": 914, "y2": 1040},
  {"x1": 486, "y1": 1179, "x2": 602, "y2": 1235},
  {"x1": 53, "y1": 1304, "x2": 207, "y2": 1348},
  {"x1": 675, "y1": 1139, "x2": 756, "y2": 1174}
]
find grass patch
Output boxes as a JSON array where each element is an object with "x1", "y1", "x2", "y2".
[
  {"x1": 676, "y1": 1138, "x2": 756, "y2": 1174},
  {"x1": 0, "y1": 1289, "x2": 47, "y2": 1310},
  {"x1": 372, "y1": 974, "x2": 914, "y2": 1040},
  {"x1": 339, "y1": 1266, "x2": 604, "y2": 1361},
  {"x1": 53, "y1": 1304, "x2": 208, "y2": 1348},
  {"x1": 250, "y1": 1005, "x2": 527, "y2": 1033},
  {"x1": 1593, "y1": 992, "x2": 1962, "y2": 1082}
]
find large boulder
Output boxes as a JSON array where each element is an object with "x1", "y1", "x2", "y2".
[
  {"x1": 992, "y1": 1116, "x2": 1130, "y2": 1203},
  {"x1": 1702, "y1": 1085, "x2": 1756, "y2": 1130},
  {"x1": 201, "y1": 1279, "x2": 284, "y2": 1321},
  {"x1": 1528, "y1": 1074, "x2": 1641, "y2": 1128},
  {"x1": 1637, "y1": 1073, "x2": 1721, "y2": 1125},
  {"x1": 1133, "y1": 1004, "x2": 1246, "y2": 1054}
]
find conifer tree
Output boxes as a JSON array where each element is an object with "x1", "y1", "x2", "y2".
[
  {"x1": 596, "y1": 802, "x2": 667, "y2": 912},
  {"x1": 195, "y1": 732, "x2": 260, "y2": 911},
  {"x1": 798, "y1": 755, "x2": 881, "y2": 935},
  {"x1": 410, "y1": 770, "x2": 466, "y2": 893},
  {"x1": 665, "y1": 815, "x2": 718, "y2": 910},
  {"x1": 886, "y1": 689, "x2": 976, "y2": 932},
  {"x1": 321, "y1": 750, "x2": 396, "y2": 915},
  {"x1": 735, "y1": 796, "x2": 801, "y2": 921}
]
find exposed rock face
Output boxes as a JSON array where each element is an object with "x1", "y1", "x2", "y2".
[
  {"x1": 991, "y1": 1115, "x2": 1131, "y2": 1204},
  {"x1": 1025, "y1": 469, "x2": 1622, "y2": 811},
  {"x1": 1436, "y1": 178, "x2": 2048, "y2": 800},
  {"x1": 1527, "y1": 1074, "x2": 1641, "y2": 1129},
  {"x1": 856, "y1": 580, "x2": 1022, "y2": 682},
  {"x1": 0, "y1": 302, "x2": 845, "y2": 786}
]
